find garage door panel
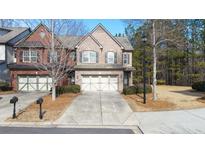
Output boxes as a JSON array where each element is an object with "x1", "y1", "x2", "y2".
[
  {"x1": 28, "y1": 84, "x2": 37, "y2": 91},
  {"x1": 19, "y1": 77, "x2": 27, "y2": 83},
  {"x1": 28, "y1": 77, "x2": 37, "y2": 83},
  {"x1": 18, "y1": 83, "x2": 27, "y2": 91},
  {"x1": 90, "y1": 83, "x2": 100, "y2": 91}
]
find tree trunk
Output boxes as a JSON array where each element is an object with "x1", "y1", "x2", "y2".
[
  {"x1": 152, "y1": 21, "x2": 157, "y2": 101},
  {"x1": 52, "y1": 84, "x2": 56, "y2": 101}
]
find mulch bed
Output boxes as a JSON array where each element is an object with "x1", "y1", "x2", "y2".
[
  {"x1": 197, "y1": 96, "x2": 205, "y2": 103},
  {"x1": 7, "y1": 93, "x2": 79, "y2": 122},
  {"x1": 122, "y1": 94, "x2": 176, "y2": 112},
  {"x1": 123, "y1": 93, "x2": 205, "y2": 112}
]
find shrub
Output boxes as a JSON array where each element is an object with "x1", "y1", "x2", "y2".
[
  {"x1": 157, "y1": 80, "x2": 166, "y2": 85},
  {"x1": 123, "y1": 86, "x2": 137, "y2": 95},
  {"x1": 192, "y1": 81, "x2": 205, "y2": 92},
  {"x1": 58, "y1": 84, "x2": 81, "y2": 94},
  {"x1": 136, "y1": 84, "x2": 152, "y2": 94},
  {"x1": 0, "y1": 81, "x2": 9, "y2": 87},
  {"x1": 0, "y1": 82, "x2": 12, "y2": 91}
]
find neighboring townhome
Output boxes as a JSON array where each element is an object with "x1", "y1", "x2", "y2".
[
  {"x1": 0, "y1": 27, "x2": 30, "y2": 82},
  {"x1": 8, "y1": 24, "x2": 74, "y2": 91},
  {"x1": 59, "y1": 24, "x2": 134, "y2": 92}
]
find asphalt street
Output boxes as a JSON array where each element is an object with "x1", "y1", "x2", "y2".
[{"x1": 0, "y1": 126, "x2": 135, "y2": 134}]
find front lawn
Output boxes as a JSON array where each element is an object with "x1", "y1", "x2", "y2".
[
  {"x1": 7, "y1": 93, "x2": 79, "y2": 122},
  {"x1": 123, "y1": 85, "x2": 205, "y2": 112}
]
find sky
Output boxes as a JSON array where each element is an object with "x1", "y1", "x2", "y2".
[{"x1": 82, "y1": 19, "x2": 126, "y2": 35}]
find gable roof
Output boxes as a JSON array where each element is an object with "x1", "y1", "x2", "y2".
[
  {"x1": 15, "y1": 23, "x2": 63, "y2": 48},
  {"x1": 0, "y1": 27, "x2": 29, "y2": 44},
  {"x1": 74, "y1": 23, "x2": 125, "y2": 50},
  {"x1": 59, "y1": 35, "x2": 133, "y2": 51},
  {"x1": 90, "y1": 23, "x2": 125, "y2": 49},
  {"x1": 75, "y1": 33, "x2": 103, "y2": 49}
]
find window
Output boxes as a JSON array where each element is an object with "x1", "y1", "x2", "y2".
[
  {"x1": 23, "y1": 50, "x2": 37, "y2": 63},
  {"x1": 82, "y1": 51, "x2": 97, "y2": 63},
  {"x1": 49, "y1": 51, "x2": 58, "y2": 63},
  {"x1": 123, "y1": 54, "x2": 129, "y2": 64},
  {"x1": 106, "y1": 51, "x2": 116, "y2": 64},
  {"x1": 69, "y1": 51, "x2": 76, "y2": 61}
]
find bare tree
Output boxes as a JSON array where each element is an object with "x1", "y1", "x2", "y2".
[
  {"x1": 34, "y1": 20, "x2": 75, "y2": 101},
  {"x1": 20, "y1": 19, "x2": 88, "y2": 35},
  {"x1": 0, "y1": 19, "x2": 19, "y2": 27},
  {"x1": 147, "y1": 20, "x2": 186, "y2": 101}
]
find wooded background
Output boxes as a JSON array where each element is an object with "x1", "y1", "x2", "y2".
[{"x1": 124, "y1": 20, "x2": 205, "y2": 86}]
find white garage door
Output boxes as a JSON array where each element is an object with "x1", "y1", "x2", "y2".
[
  {"x1": 81, "y1": 75, "x2": 118, "y2": 91},
  {"x1": 18, "y1": 76, "x2": 52, "y2": 91}
]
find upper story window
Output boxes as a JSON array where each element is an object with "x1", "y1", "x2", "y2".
[
  {"x1": 81, "y1": 51, "x2": 98, "y2": 63},
  {"x1": 49, "y1": 51, "x2": 58, "y2": 63},
  {"x1": 69, "y1": 51, "x2": 76, "y2": 61},
  {"x1": 105, "y1": 51, "x2": 117, "y2": 64},
  {"x1": 23, "y1": 50, "x2": 37, "y2": 63},
  {"x1": 123, "y1": 53, "x2": 130, "y2": 65}
]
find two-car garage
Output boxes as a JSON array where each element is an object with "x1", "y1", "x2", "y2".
[
  {"x1": 18, "y1": 76, "x2": 52, "y2": 91},
  {"x1": 81, "y1": 75, "x2": 118, "y2": 91}
]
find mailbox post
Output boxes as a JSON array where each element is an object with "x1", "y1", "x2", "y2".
[
  {"x1": 10, "y1": 96, "x2": 18, "y2": 119},
  {"x1": 36, "y1": 98, "x2": 43, "y2": 119}
]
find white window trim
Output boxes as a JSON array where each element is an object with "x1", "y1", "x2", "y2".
[
  {"x1": 23, "y1": 50, "x2": 37, "y2": 63},
  {"x1": 123, "y1": 54, "x2": 129, "y2": 65},
  {"x1": 82, "y1": 51, "x2": 97, "y2": 63},
  {"x1": 107, "y1": 51, "x2": 115, "y2": 64}
]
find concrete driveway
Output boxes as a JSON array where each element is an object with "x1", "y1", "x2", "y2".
[
  {"x1": 0, "y1": 92, "x2": 47, "y2": 122},
  {"x1": 56, "y1": 91, "x2": 133, "y2": 126}
]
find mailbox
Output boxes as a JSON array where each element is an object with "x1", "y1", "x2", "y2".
[
  {"x1": 36, "y1": 97, "x2": 43, "y2": 104},
  {"x1": 36, "y1": 97, "x2": 44, "y2": 119},
  {"x1": 10, "y1": 96, "x2": 18, "y2": 119},
  {"x1": 10, "y1": 96, "x2": 18, "y2": 104}
]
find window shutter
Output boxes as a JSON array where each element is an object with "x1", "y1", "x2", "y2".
[
  {"x1": 114, "y1": 52, "x2": 117, "y2": 64},
  {"x1": 96, "y1": 52, "x2": 99, "y2": 63},
  {"x1": 80, "y1": 52, "x2": 82, "y2": 63},
  {"x1": 128, "y1": 54, "x2": 130, "y2": 64},
  {"x1": 19, "y1": 51, "x2": 23, "y2": 62},
  {"x1": 47, "y1": 52, "x2": 50, "y2": 63},
  {"x1": 105, "y1": 52, "x2": 107, "y2": 63},
  {"x1": 37, "y1": 52, "x2": 40, "y2": 63}
]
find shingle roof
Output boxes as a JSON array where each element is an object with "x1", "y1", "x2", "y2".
[
  {"x1": 58, "y1": 36, "x2": 83, "y2": 49},
  {"x1": 58, "y1": 35, "x2": 133, "y2": 51},
  {"x1": 115, "y1": 36, "x2": 134, "y2": 51},
  {"x1": 16, "y1": 41, "x2": 45, "y2": 48},
  {"x1": 0, "y1": 27, "x2": 29, "y2": 44}
]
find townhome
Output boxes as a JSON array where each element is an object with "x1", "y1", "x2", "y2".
[
  {"x1": 66, "y1": 24, "x2": 134, "y2": 92},
  {"x1": 8, "y1": 24, "x2": 72, "y2": 91},
  {"x1": 8, "y1": 23, "x2": 134, "y2": 92},
  {"x1": 0, "y1": 27, "x2": 30, "y2": 82}
]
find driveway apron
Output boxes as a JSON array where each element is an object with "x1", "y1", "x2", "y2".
[{"x1": 56, "y1": 91, "x2": 134, "y2": 126}]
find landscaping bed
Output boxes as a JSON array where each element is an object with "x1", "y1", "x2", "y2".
[
  {"x1": 123, "y1": 85, "x2": 205, "y2": 112},
  {"x1": 122, "y1": 94, "x2": 176, "y2": 112},
  {"x1": 7, "y1": 93, "x2": 79, "y2": 122}
]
